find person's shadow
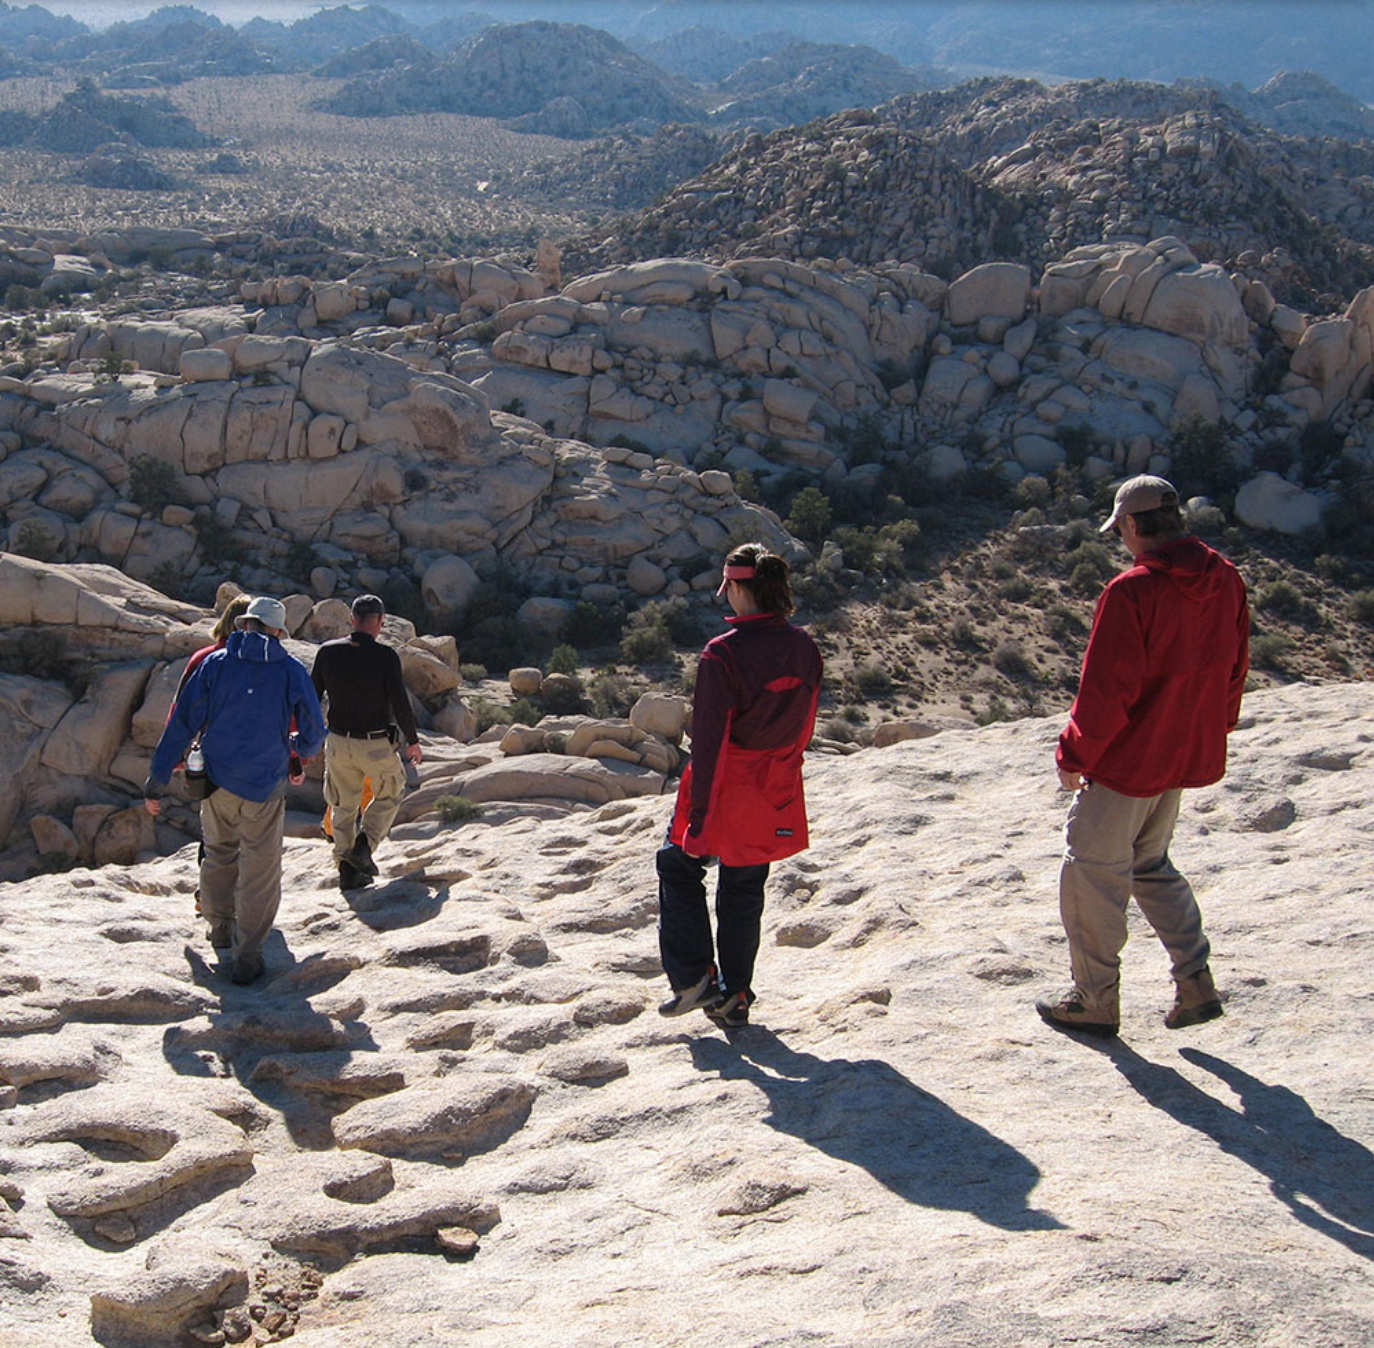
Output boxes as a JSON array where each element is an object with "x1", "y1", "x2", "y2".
[
  {"x1": 1102, "y1": 1042, "x2": 1374, "y2": 1260},
  {"x1": 688, "y1": 1028, "x2": 1062, "y2": 1232}
]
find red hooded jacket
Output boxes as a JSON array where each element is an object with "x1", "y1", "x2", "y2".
[
  {"x1": 1057, "y1": 536, "x2": 1249, "y2": 797},
  {"x1": 670, "y1": 611, "x2": 823, "y2": 866}
]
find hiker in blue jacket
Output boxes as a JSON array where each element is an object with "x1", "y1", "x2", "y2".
[{"x1": 145, "y1": 596, "x2": 325, "y2": 985}]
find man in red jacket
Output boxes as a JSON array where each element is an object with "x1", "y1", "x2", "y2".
[{"x1": 1036, "y1": 475, "x2": 1249, "y2": 1038}]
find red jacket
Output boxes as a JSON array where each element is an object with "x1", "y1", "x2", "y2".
[
  {"x1": 1058, "y1": 536, "x2": 1249, "y2": 797},
  {"x1": 670, "y1": 611, "x2": 823, "y2": 866}
]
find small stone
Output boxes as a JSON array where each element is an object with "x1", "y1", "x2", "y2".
[
  {"x1": 188, "y1": 1323, "x2": 226, "y2": 1346},
  {"x1": 435, "y1": 1226, "x2": 480, "y2": 1257},
  {"x1": 93, "y1": 1213, "x2": 137, "y2": 1244}
]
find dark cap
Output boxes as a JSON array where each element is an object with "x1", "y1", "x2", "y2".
[
  {"x1": 1100, "y1": 474, "x2": 1179, "y2": 533},
  {"x1": 351, "y1": 593, "x2": 385, "y2": 619}
]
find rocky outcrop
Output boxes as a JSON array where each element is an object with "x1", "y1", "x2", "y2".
[{"x1": 321, "y1": 21, "x2": 704, "y2": 137}]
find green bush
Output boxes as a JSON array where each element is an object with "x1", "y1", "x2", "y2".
[
  {"x1": 12, "y1": 518, "x2": 57, "y2": 560},
  {"x1": 975, "y1": 695, "x2": 1013, "y2": 726},
  {"x1": 1255, "y1": 580, "x2": 1308, "y2": 619},
  {"x1": 459, "y1": 662, "x2": 487, "y2": 682},
  {"x1": 993, "y1": 639, "x2": 1033, "y2": 677},
  {"x1": 1250, "y1": 633, "x2": 1289, "y2": 671},
  {"x1": 193, "y1": 515, "x2": 245, "y2": 567},
  {"x1": 620, "y1": 603, "x2": 676, "y2": 665},
  {"x1": 435, "y1": 794, "x2": 484, "y2": 824},
  {"x1": 540, "y1": 678, "x2": 585, "y2": 715},
  {"x1": 1170, "y1": 416, "x2": 1238, "y2": 499},
  {"x1": 471, "y1": 697, "x2": 511, "y2": 734},
  {"x1": 785, "y1": 485, "x2": 832, "y2": 545},
  {"x1": 128, "y1": 454, "x2": 184, "y2": 513},
  {"x1": 564, "y1": 600, "x2": 622, "y2": 650},
  {"x1": 588, "y1": 668, "x2": 637, "y2": 718},
  {"x1": 0, "y1": 629, "x2": 91, "y2": 696},
  {"x1": 546, "y1": 644, "x2": 579, "y2": 676},
  {"x1": 508, "y1": 698, "x2": 540, "y2": 727},
  {"x1": 1347, "y1": 590, "x2": 1374, "y2": 625},
  {"x1": 853, "y1": 661, "x2": 893, "y2": 697}
]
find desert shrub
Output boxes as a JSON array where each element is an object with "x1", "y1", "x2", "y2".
[
  {"x1": 1187, "y1": 502, "x2": 1227, "y2": 535},
  {"x1": 540, "y1": 680, "x2": 585, "y2": 716},
  {"x1": 1298, "y1": 421, "x2": 1344, "y2": 477},
  {"x1": 379, "y1": 575, "x2": 423, "y2": 626},
  {"x1": 993, "y1": 639, "x2": 1033, "y2": 677},
  {"x1": 435, "y1": 794, "x2": 483, "y2": 824},
  {"x1": 402, "y1": 466, "x2": 429, "y2": 493},
  {"x1": 546, "y1": 644, "x2": 579, "y2": 676},
  {"x1": 465, "y1": 616, "x2": 523, "y2": 671},
  {"x1": 620, "y1": 603, "x2": 676, "y2": 665},
  {"x1": 588, "y1": 668, "x2": 636, "y2": 718},
  {"x1": 473, "y1": 320, "x2": 497, "y2": 343},
  {"x1": 1255, "y1": 580, "x2": 1309, "y2": 620},
  {"x1": 193, "y1": 515, "x2": 245, "y2": 567},
  {"x1": 128, "y1": 454, "x2": 183, "y2": 513},
  {"x1": 459, "y1": 662, "x2": 487, "y2": 681},
  {"x1": 1055, "y1": 424, "x2": 1093, "y2": 466},
  {"x1": 1044, "y1": 604, "x2": 1088, "y2": 641},
  {"x1": 784, "y1": 485, "x2": 832, "y2": 545},
  {"x1": 948, "y1": 615, "x2": 978, "y2": 647},
  {"x1": 609, "y1": 434, "x2": 651, "y2": 454},
  {"x1": 0, "y1": 629, "x2": 91, "y2": 696},
  {"x1": 1170, "y1": 416, "x2": 1238, "y2": 499},
  {"x1": 1015, "y1": 475, "x2": 1052, "y2": 507},
  {"x1": 1250, "y1": 633, "x2": 1290, "y2": 671},
  {"x1": 148, "y1": 561, "x2": 191, "y2": 599},
  {"x1": 1253, "y1": 437, "x2": 1293, "y2": 475},
  {"x1": 564, "y1": 600, "x2": 622, "y2": 650},
  {"x1": 471, "y1": 697, "x2": 511, "y2": 734},
  {"x1": 998, "y1": 576, "x2": 1033, "y2": 602},
  {"x1": 12, "y1": 518, "x2": 57, "y2": 560},
  {"x1": 546, "y1": 732, "x2": 568, "y2": 753},
  {"x1": 821, "y1": 716, "x2": 856, "y2": 743},
  {"x1": 733, "y1": 469, "x2": 760, "y2": 502},
  {"x1": 975, "y1": 695, "x2": 1013, "y2": 726},
  {"x1": 500, "y1": 398, "x2": 526, "y2": 417},
  {"x1": 1350, "y1": 591, "x2": 1374, "y2": 625},
  {"x1": 508, "y1": 697, "x2": 540, "y2": 727},
  {"x1": 853, "y1": 661, "x2": 893, "y2": 698},
  {"x1": 284, "y1": 541, "x2": 320, "y2": 582}
]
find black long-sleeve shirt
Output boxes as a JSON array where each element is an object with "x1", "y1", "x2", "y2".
[{"x1": 311, "y1": 631, "x2": 419, "y2": 744}]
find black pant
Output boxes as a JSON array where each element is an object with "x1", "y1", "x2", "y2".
[{"x1": 656, "y1": 839, "x2": 769, "y2": 997}]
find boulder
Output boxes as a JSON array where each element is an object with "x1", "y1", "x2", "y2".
[
  {"x1": 946, "y1": 263, "x2": 1031, "y2": 327},
  {"x1": 509, "y1": 668, "x2": 543, "y2": 697},
  {"x1": 29, "y1": 814, "x2": 79, "y2": 861},
  {"x1": 178, "y1": 347, "x2": 231, "y2": 382},
  {"x1": 40, "y1": 662, "x2": 154, "y2": 779},
  {"x1": 516, "y1": 596, "x2": 575, "y2": 640},
  {"x1": 626, "y1": 555, "x2": 667, "y2": 596},
  {"x1": 629, "y1": 693, "x2": 688, "y2": 744},
  {"x1": 420, "y1": 554, "x2": 481, "y2": 621},
  {"x1": 1233, "y1": 472, "x2": 1324, "y2": 535},
  {"x1": 1140, "y1": 264, "x2": 1249, "y2": 346},
  {"x1": 92, "y1": 806, "x2": 157, "y2": 867}
]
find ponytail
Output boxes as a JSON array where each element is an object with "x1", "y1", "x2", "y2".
[{"x1": 724, "y1": 543, "x2": 795, "y2": 617}]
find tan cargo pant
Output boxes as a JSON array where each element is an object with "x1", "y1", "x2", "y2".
[
  {"x1": 200, "y1": 785, "x2": 286, "y2": 963},
  {"x1": 324, "y1": 732, "x2": 405, "y2": 862},
  {"x1": 1059, "y1": 782, "x2": 1211, "y2": 1009}
]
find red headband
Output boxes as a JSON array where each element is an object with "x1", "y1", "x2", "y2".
[{"x1": 716, "y1": 562, "x2": 756, "y2": 596}]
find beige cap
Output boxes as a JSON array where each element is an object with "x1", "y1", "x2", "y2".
[
  {"x1": 1100, "y1": 474, "x2": 1179, "y2": 532},
  {"x1": 237, "y1": 595, "x2": 288, "y2": 633}
]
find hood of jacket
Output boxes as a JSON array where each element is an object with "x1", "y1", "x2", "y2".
[
  {"x1": 1138, "y1": 536, "x2": 1232, "y2": 602},
  {"x1": 225, "y1": 629, "x2": 287, "y2": 664}
]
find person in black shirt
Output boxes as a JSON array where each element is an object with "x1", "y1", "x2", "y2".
[{"x1": 311, "y1": 594, "x2": 422, "y2": 890}]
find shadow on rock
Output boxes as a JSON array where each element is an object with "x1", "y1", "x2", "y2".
[
  {"x1": 163, "y1": 938, "x2": 379, "y2": 1149},
  {"x1": 342, "y1": 878, "x2": 447, "y2": 931},
  {"x1": 688, "y1": 1028, "x2": 1062, "y2": 1232},
  {"x1": 1105, "y1": 1042, "x2": 1374, "y2": 1261}
]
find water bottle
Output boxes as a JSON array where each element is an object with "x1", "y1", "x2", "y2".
[
  {"x1": 401, "y1": 747, "x2": 420, "y2": 793},
  {"x1": 186, "y1": 746, "x2": 205, "y2": 778}
]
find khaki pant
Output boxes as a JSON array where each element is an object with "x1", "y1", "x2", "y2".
[
  {"x1": 1059, "y1": 782, "x2": 1211, "y2": 1008},
  {"x1": 200, "y1": 786, "x2": 286, "y2": 962},
  {"x1": 324, "y1": 732, "x2": 405, "y2": 862}
]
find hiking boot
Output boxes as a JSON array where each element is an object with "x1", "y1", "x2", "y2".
[
  {"x1": 339, "y1": 859, "x2": 371, "y2": 891},
  {"x1": 658, "y1": 968, "x2": 725, "y2": 1017},
  {"x1": 1035, "y1": 987, "x2": 1119, "y2": 1038},
  {"x1": 350, "y1": 832, "x2": 379, "y2": 877},
  {"x1": 206, "y1": 923, "x2": 232, "y2": 951},
  {"x1": 229, "y1": 954, "x2": 263, "y2": 986},
  {"x1": 706, "y1": 991, "x2": 752, "y2": 1029},
  {"x1": 1166, "y1": 967, "x2": 1223, "y2": 1030}
]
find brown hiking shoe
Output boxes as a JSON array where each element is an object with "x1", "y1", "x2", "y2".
[
  {"x1": 1035, "y1": 987, "x2": 1119, "y2": 1038},
  {"x1": 1166, "y1": 967, "x2": 1223, "y2": 1029}
]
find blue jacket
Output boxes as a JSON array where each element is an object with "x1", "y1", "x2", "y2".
[{"x1": 150, "y1": 629, "x2": 325, "y2": 803}]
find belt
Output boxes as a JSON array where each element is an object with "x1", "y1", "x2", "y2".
[{"x1": 332, "y1": 728, "x2": 392, "y2": 740}]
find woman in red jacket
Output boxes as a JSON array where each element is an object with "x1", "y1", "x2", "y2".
[{"x1": 657, "y1": 543, "x2": 823, "y2": 1029}]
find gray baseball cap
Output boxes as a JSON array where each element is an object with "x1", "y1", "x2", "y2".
[{"x1": 1100, "y1": 474, "x2": 1179, "y2": 532}]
